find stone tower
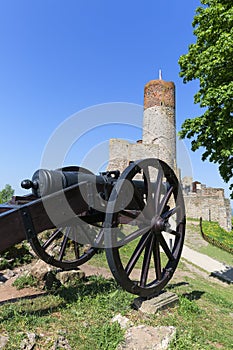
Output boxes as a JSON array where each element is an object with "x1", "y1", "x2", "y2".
[
  {"x1": 107, "y1": 74, "x2": 231, "y2": 231},
  {"x1": 143, "y1": 75, "x2": 176, "y2": 170},
  {"x1": 108, "y1": 74, "x2": 178, "y2": 174}
]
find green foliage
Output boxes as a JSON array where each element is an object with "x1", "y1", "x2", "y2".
[
  {"x1": 178, "y1": 0, "x2": 233, "y2": 197},
  {"x1": 0, "y1": 243, "x2": 33, "y2": 270},
  {"x1": 202, "y1": 220, "x2": 233, "y2": 251},
  {"x1": 12, "y1": 274, "x2": 38, "y2": 290},
  {"x1": 0, "y1": 184, "x2": 14, "y2": 203}
]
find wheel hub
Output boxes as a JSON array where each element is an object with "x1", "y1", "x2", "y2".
[{"x1": 151, "y1": 216, "x2": 165, "y2": 232}]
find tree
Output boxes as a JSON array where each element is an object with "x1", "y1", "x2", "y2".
[
  {"x1": 178, "y1": 0, "x2": 233, "y2": 197},
  {"x1": 0, "y1": 184, "x2": 14, "y2": 203}
]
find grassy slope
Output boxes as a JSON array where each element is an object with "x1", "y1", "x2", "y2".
[
  {"x1": 0, "y1": 259, "x2": 232, "y2": 350},
  {"x1": 0, "y1": 222, "x2": 232, "y2": 349},
  {"x1": 185, "y1": 221, "x2": 233, "y2": 266}
]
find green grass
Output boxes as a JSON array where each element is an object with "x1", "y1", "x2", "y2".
[
  {"x1": 201, "y1": 220, "x2": 233, "y2": 250},
  {"x1": 0, "y1": 276, "x2": 131, "y2": 350},
  {"x1": 199, "y1": 244, "x2": 233, "y2": 266},
  {"x1": 0, "y1": 270, "x2": 233, "y2": 349},
  {"x1": 1, "y1": 221, "x2": 233, "y2": 349},
  {"x1": 0, "y1": 243, "x2": 33, "y2": 270},
  {"x1": 12, "y1": 274, "x2": 38, "y2": 290}
]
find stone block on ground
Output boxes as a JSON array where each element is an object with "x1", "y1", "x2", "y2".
[
  {"x1": 29, "y1": 259, "x2": 56, "y2": 282},
  {"x1": 117, "y1": 325, "x2": 176, "y2": 350},
  {"x1": 133, "y1": 291, "x2": 179, "y2": 314},
  {"x1": 28, "y1": 259, "x2": 85, "y2": 289},
  {"x1": 56, "y1": 270, "x2": 85, "y2": 285}
]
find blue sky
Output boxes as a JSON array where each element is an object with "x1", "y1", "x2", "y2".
[{"x1": 0, "y1": 0, "x2": 232, "y2": 205}]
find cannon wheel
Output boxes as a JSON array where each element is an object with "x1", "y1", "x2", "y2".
[
  {"x1": 29, "y1": 166, "x2": 101, "y2": 270},
  {"x1": 105, "y1": 158, "x2": 185, "y2": 298}
]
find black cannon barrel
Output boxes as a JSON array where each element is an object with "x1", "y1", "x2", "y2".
[{"x1": 21, "y1": 169, "x2": 107, "y2": 198}]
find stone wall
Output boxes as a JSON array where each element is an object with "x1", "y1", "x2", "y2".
[
  {"x1": 184, "y1": 191, "x2": 232, "y2": 232},
  {"x1": 108, "y1": 138, "x2": 160, "y2": 173}
]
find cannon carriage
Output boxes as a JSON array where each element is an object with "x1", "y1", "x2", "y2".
[{"x1": 0, "y1": 158, "x2": 185, "y2": 298}]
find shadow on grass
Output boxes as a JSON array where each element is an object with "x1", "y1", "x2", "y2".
[
  {"x1": 166, "y1": 281, "x2": 190, "y2": 290},
  {"x1": 57, "y1": 275, "x2": 119, "y2": 303},
  {"x1": 182, "y1": 290, "x2": 205, "y2": 301},
  {"x1": 0, "y1": 291, "x2": 47, "y2": 306}
]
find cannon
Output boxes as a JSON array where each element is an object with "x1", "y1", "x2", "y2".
[{"x1": 0, "y1": 158, "x2": 185, "y2": 298}]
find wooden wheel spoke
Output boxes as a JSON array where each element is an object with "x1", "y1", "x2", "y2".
[
  {"x1": 58, "y1": 228, "x2": 70, "y2": 261},
  {"x1": 140, "y1": 234, "x2": 155, "y2": 287},
  {"x1": 158, "y1": 186, "x2": 174, "y2": 216},
  {"x1": 74, "y1": 240, "x2": 80, "y2": 259},
  {"x1": 42, "y1": 228, "x2": 62, "y2": 250},
  {"x1": 120, "y1": 225, "x2": 151, "y2": 246},
  {"x1": 162, "y1": 206, "x2": 180, "y2": 220},
  {"x1": 168, "y1": 230, "x2": 180, "y2": 237},
  {"x1": 158, "y1": 234, "x2": 175, "y2": 260},
  {"x1": 153, "y1": 238, "x2": 162, "y2": 280},
  {"x1": 154, "y1": 167, "x2": 163, "y2": 213},
  {"x1": 143, "y1": 166, "x2": 157, "y2": 218},
  {"x1": 125, "y1": 231, "x2": 151, "y2": 276}
]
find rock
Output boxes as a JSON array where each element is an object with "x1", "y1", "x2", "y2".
[
  {"x1": 3, "y1": 269, "x2": 15, "y2": 279},
  {"x1": 29, "y1": 260, "x2": 56, "y2": 282},
  {"x1": 20, "y1": 332, "x2": 37, "y2": 350},
  {"x1": 56, "y1": 270, "x2": 85, "y2": 286},
  {"x1": 52, "y1": 335, "x2": 72, "y2": 350},
  {"x1": 133, "y1": 292, "x2": 179, "y2": 314},
  {"x1": 44, "y1": 271, "x2": 61, "y2": 290},
  {"x1": 28, "y1": 260, "x2": 85, "y2": 289},
  {"x1": 0, "y1": 335, "x2": 9, "y2": 349},
  {"x1": 111, "y1": 314, "x2": 133, "y2": 329},
  {"x1": 28, "y1": 260, "x2": 60, "y2": 290},
  {"x1": 118, "y1": 325, "x2": 176, "y2": 350}
]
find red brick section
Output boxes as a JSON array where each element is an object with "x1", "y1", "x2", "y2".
[{"x1": 144, "y1": 80, "x2": 175, "y2": 110}]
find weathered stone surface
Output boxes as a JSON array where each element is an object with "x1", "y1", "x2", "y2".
[
  {"x1": 111, "y1": 314, "x2": 133, "y2": 329},
  {"x1": 52, "y1": 335, "x2": 72, "y2": 350},
  {"x1": 133, "y1": 292, "x2": 179, "y2": 314},
  {"x1": 28, "y1": 260, "x2": 85, "y2": 289},
  {"x1": 117, "y1": 325, "x2": 176, "y2": 350},
  {"x1": 3, "y1": 269, "x2": 15, "y2": 279},
  {"x1": 29, "y1": 260, "x2": 56, "y2": 282},
  {"x1": 28, "y1": 260, "x2": 59, "y2": 289},
  {"x1": 56, "y1": 269, "x2": 85, "y2": 285},
  {"x1": 0, "y1": 335, "x2": 9, "y2": 349},
  {"x1": 20, "y1": 332, "x2": 37, "y2": 350}
]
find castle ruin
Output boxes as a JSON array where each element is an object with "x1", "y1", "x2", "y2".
[{"x1": 108, "y1": 75, "x2": 232, "y2": 232}]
